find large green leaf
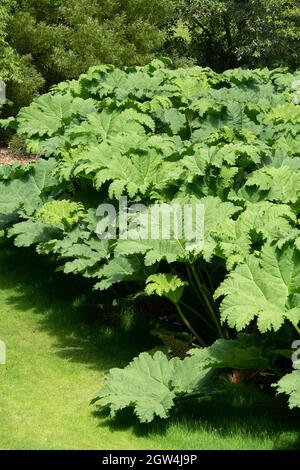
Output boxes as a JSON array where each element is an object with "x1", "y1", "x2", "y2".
[
  {"x1": 216, "y1": 202, "x2": 296, "y2": 268},
  {"x1": 36, "y1": 200, "x2": 85, "y2": 228},
  {"x1": 0, "y1": 159, "x2": 59, "y2": 217},
  {"x1": 7, "y1": 220, "x2": 62, "y2": 247},
  {"x1": 94, "y1": 256, "x2": 147, "y2": 291},
  {"x1": 275, "y1": 364, "x2": 300, "y2": 409},
  {"x1": 145, "y1": 274, "x2": 187, "y2": 304},
  {"x1": 243, "y1": 166, "x2": 300, "y2": 204},
  {"x1": 17, "y1": 94, "x2": 77, "y2": 137},
  {"x1": 92, "y1": 335, "x2": 270, "y2": 423},
  {"x1": 215, "y1": 244, "x2": 300, "y2": 332},
  {"x1": 92, "y1": 351, "x2": 179, "y2": 423}
]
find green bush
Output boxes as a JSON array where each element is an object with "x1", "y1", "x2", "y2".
[{"x1": 7, "y1": 0, "x2": 173, "y2": 83}]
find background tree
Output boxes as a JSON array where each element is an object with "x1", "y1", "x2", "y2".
[{"x1": 166, "y1": 0, "x2": 300, "y2": 71}]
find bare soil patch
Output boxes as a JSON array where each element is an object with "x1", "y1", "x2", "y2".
[{"x1": 0, "y1": 147, "x2": 38, "y2": 165}]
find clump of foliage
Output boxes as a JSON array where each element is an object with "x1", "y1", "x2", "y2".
[
  {"x1": 1, "y1": 60, "x2": 300, "y2": 422},
  {"x1": 166, "y1": 0, "x2": 300, "y2": 71}
]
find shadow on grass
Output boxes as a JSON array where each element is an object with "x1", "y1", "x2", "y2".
[
  {"x1": 1, "y1": 240, "x2": 300, "y2": 449},
  {"x1": 93, "y1": 388, "x2": 300, "y2": 450},
  {"x1": 0, "y1": 240, "x2": 155, "y2": 372}
]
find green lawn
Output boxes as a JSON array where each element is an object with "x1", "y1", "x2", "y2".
[{"x1": 0, "y1": 240, "x2": 299, "y2": 450}]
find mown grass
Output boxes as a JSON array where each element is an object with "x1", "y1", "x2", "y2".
[{"x1": 0, "y1": 239, "x2": 299, "y2": 450}]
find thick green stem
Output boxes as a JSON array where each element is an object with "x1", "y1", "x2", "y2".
[
  {"x1": 186, "y1": 266, "x2": 205, "y2": 305},
  {"x1": 292, "y1": 322, "x2": 300, "y2": 336},
  {"x1": 191, "y1": 265, "x2": 224, "y2": 339},
  {"x1": 203, "y1": 266, "x2": 215, "y2": 294},
  {"x1": 175, "y1": 302, "x2": 206, "y2": 347},
  {"x1": 186, "y1": 266, "x2": 219, "y2": 335},
  {"x1": 185, "y1": 110, "x2": 193, "y2": 138},
  {"x1": 179, "y1": 301, "x2": 218, "y2": 336}
]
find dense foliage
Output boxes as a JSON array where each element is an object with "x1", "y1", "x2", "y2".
[
  {"x1": 167, "y1": 0, "x2": 300, "y2": 70},
  {"x1": 1, "y1": 60, "x2": 300, "y2": 422}
]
